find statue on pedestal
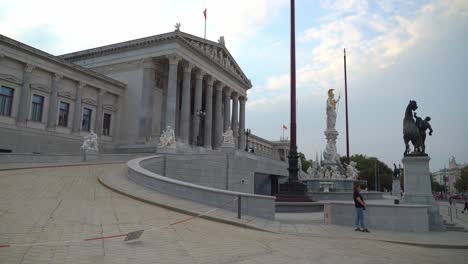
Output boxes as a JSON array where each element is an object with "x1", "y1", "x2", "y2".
[
  {"x1": 81, "y1": 131, "x2": 99, "y2": 152},
  {"x1": 403, "y1": 100, "x2": 433, "y2": 155},
  {"x1": 326, "y1": 89, "x2": 340, "y2": 130},
  {"x1": 159, "y1": 126, "x2": 176, "y2": 148},
  {"x1": 222, "y1": 127, "x2": 235, "y2": 144},
  {"x1": 393, "y1": 163, "x2": 401, "y2": 179}
]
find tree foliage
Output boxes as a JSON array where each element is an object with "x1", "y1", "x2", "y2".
[
  {"x1": 431, "y1": 175, "x2": 445, "y2": 192},
  {"x1": 342, "y1": 154, "x2": 393, "y2": 191},
  {"x1": 454, "y1": 166, "x2": 468, "y2": 192},
  {"x1": 298, "y1": 152, "x2": 311, "y2": 173}
]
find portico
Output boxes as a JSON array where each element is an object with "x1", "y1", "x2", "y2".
[{"x1": 61, "y1": 29, "x2": 251, "y2": 150}]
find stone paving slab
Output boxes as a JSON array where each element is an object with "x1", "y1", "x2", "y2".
[
  {"x1": 100, "y1": 169, "x2": 468, "y2": 249},
  {"x1": 0, "y1": 164, "x2": 467, "y2": 264}
]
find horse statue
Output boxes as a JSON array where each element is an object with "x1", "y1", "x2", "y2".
[{"x1": 403, "y1": 100, "x2": 422, "y2": 155}]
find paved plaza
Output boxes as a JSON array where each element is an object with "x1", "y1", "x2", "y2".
[{"x1": 0, "y1": 164, "x2": 467, "y2": 264}]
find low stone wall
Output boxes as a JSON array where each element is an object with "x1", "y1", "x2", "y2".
[
  {"x1": 127, "y1": 155, "x2": 276, "y2": 220},
  {"x1": 309, "y1": 191, "x2": 384, "y2": 200},
  {"x1": 324, "y1": 201, "x2": 429, "y2": 232},
  {"x1": 0, "y1": 153, "x2": 140, "y2": 164}
]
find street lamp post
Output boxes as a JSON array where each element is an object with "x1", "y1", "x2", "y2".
[
  {"x1": 244, "y1": 128, "x2": 251, "y2": 151},
  {"x1": 196, "y1": 109, "x2": 206, "y2": 146}
]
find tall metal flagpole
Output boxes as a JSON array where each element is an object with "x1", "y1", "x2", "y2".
[
  {"x1": 344, "y1": 48, "x2": 350, "y2": 163},
  {"x1": 288, "y1": 0, "x2": 299, "y2": 184},
  {"x1": 204, "y1": 9, "x2": 207, "y2": 39}
]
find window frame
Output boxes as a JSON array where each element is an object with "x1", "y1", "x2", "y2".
[
  {"x1": 102, "y1": 112, "x2": 112, "y2": 136},
  {"x1": 58, "y1": 101, "x2": 70, "y2": 127},
  {"x1": 31, "y1": 94, "x2": 45, "y2": 122},
  {"x1": 0, "y1": 86, "x2": 14, "y2": 117},
  {"x1": 81, "y1": 107, "x2": 92, "y2": 132}
]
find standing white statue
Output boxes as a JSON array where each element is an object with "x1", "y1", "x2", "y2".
[
  {"x1": 81, "y1": 131, "x2": 99, "y2": 152},
  {"x1": 159, "y1": 126, "x2": 176, "y2": 148},
  {"x1": 346, "y1": 161, "x2": 359, "y2": 179},
  {"x1": 326, "y1": 89, "x2": 340, "y2": 130}
]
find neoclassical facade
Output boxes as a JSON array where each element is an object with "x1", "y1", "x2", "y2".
[
  {"x1": 0, "y1": 29, "x2": 288, "y2": 158},
  {"x1": 61, "y1": 29, "x2": 250, "y2": 151}
]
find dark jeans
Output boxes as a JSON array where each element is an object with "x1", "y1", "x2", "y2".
[{"x1": 355, "y1": 207, "x2": 365, "y2": 228}]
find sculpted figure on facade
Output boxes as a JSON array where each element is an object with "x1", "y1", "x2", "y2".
[
  {"x1": 174, "y1": 23, "x2": 181, "y2": 31},
  {"x1": 159, "y1": 126, "x2": 176, "y2": 148},
  {"x1": 326, "y1": 89, "x2": 340, "y2": 130},
  {"x1": 222, "y1": 127, "x2": 235, "y2": 144},
  {"x1": 81, "y1": 131, "x2": 99, "y2": 152}
]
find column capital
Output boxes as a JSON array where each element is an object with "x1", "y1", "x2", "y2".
[
  {"x1": 166, "y1": 54, "x2": 181, "y2": 65},
  {"x1": 98, "y1": 88, "x2": 106, "y2": 96},
  {"x1": 77, "y1": 81, "x2": 87, "y2": 90},
  {"x1": 214, "y1": 81, "x2": 224, "y2": 91},
  {"x1": 25, "y1": 63, "x2": 36, "y2": 73},
  {"x1": 183, "y1": 62, "x2": 194, "y2": 73},
  {"x1": 239, "y1": 96, "x2": 247, "y2": 104},
  {"x1": 231, "y1": 92, "x2": 239, "y2": 100},
  {"x1": 141, "y1": 58, "x2": 155, "y2": 69},
  {"x1": 53, "y1": 73, "x2": 63, "y2": 82},
  {"x1": 194, "y1": 69, "x2": 206, "y2": 80},
  {"x1": 205, "y1": 76, "x2": 215, "y2": 86},
  {"x1": 224, "y1": 87, "x2": 231, "y2": 97}
]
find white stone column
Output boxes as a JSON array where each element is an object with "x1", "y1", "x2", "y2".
[
  {"x1": 113, "y1": 95, "x2": 122, "y2": 142},
  {"x1": 239, "y1": 96, "x2": 247, "y2": 149},
  {"x1": 214, "y1": 82, "x2": 224, "y2": 149},
  {"x1": 165, "y1": 54, "x2": 181, "y2": 131},
  {"x1": 231, "y1": 92, "x2": 239, "y2": 147},
  {"x1": 17, "y1": 64, "x2": 35, "y2": 124},
  {"x1": 204, "y1": 76, "x2": 214, "y2": 149},
  {"x1": 47, "y1": 73, "x2": 62, "y2": 129},
  {"x1": 139, "y1": 58, "x2": 156, "y2": 140},
  {"x1": 223, "y1": 88, "x2": 231, "y2": 132},
  {"x1": 95, "y1": 89, "x2": 105, "y2": 135},
  {"x1": 192, "y1": 69, "x2": 205, "y2": 144},
  {"x1": 180, "y1": 62, "x2": 194, "y2": 143},
  {"x1": 72, "y1": 82, "x2": 85, "y2": 134}
]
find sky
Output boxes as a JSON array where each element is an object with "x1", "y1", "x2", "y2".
[{"x1": 1, "y1": 0, "x2": 467, "y2": 170}]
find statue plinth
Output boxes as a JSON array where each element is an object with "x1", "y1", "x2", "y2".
[
  {"x1": 401, "y1": 156, "x2": 445, "y2": 231},
  {"x1": 392, "y1": 179, "x2": 401, "y2": 197}
]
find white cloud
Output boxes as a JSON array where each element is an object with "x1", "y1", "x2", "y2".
[
  {"x1": 0, "y1": 0, "x2": 287, "y2": 56},
  {"x1": 256, "y1": 0, "x2": 468, "y2": 105}
]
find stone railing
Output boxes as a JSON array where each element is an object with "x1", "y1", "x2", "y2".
[{"x1": 127, "y1": 155, "x2": 275, "y2": 219}]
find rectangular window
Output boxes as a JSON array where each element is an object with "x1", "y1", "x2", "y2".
[
  {"x1": 31, "y1": 94, "x2": 44, "y2": 122},
  {"x1": 81, "y1": 108, "x2": 92, "y2": 131},
  {"x1": 103, "y1": 113, "x2": 111, "y2": 136},
  {"x1": 58, "y1": 101, "x2": 70, "y2": 127},
  {"x1": 0, "y1": 86, "x2": 14, "y2": 116}
]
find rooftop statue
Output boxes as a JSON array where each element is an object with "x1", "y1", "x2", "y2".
[{"x1": 174, "y1": 23, "x2": 181, "y2": 31}]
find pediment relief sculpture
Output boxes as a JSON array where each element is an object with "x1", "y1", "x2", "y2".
[
  {"x1": 30, "y1": 83, "x2": 51, "y2": 93},
  {"x1": 0, "y1": 73, "x2": 22, "y2": 84}
]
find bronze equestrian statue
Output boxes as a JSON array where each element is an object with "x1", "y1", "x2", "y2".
[{"x1": 403, "y1": 100, "x2": 432, "y2": 156}]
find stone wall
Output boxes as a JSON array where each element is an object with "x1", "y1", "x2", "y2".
[
  {"x1": 324, "y1": 202, "x2": 429, "y2": 232},
  {"x1": 128, "y1": 155, "x2": 276, "y2": 219}
]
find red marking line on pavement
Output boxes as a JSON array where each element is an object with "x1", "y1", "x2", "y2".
[{"x1": 0, "y1": 245, "x2": 10, "y2": 248}]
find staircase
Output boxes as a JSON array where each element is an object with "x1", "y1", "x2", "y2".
[{"x1": 444, "y1": 220, "x2": 467, "y2": 232}]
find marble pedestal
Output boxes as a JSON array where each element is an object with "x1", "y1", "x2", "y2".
[
  {"x1": 392, "y1": 179, "x2": 401, "y2": 197},
  {"x1": 320, "y1": 182, "x2": 334, "y2": 192},
  {"x1": 401, "y1": 156, "x2": 445, "y2": 231}
]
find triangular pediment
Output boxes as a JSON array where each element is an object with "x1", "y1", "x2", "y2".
[{"x1": 178, "y1": 33, "x2": 251, "y2": 88}]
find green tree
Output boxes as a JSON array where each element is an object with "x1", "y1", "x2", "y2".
[
  {"x1": 298, "y1": 152, "x2": 311, "y2": 173},
  {"x1": 454, "y1": 166, "x2": 468, "y2": 192},
  {"x1": 343, "y1": 154, "x2": 393, "y2": 191}
]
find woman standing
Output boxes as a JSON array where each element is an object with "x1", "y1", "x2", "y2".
[{"x1": 353, "y1": 184, "x2": 370, "y2": 232}]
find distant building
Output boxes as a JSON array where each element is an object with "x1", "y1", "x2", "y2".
[{"x1": 432, "y1": 156, "x2": 467, "y2": 193}]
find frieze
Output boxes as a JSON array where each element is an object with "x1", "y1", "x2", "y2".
[
  {"x1": 184, "y1": 37, "x2": 251, "y2": 87},
  {"x1": 0, "y1": 73, "x2": 22, "y2": 84},
  {"x1": 30, "y1": 83, "x2": 51, "y2": 93}
]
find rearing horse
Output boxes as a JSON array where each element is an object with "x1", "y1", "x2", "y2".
[{"x1": 403, "y1": 100, "x2": 422, "y2": 155}]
